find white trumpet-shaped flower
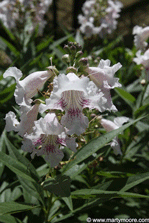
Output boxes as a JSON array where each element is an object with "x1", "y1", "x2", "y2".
[
  {"x1": 22, "y1": 113, "x2": 77, "y2": 167},
  {"x1": 133, "y1": 49, "x2": 149, "y2": 81},
  {"x1": 39, "y1": 72, "x2": 107, "y2": 135},
  {"x1": 87, "y1": 59, "x2": 122, "y2": 89},
  {"x1": 87, "y1": 59, "x2": 122, "y2": 111},
  {"x1": 133, "y1": 25, "x2": 149, "y2": 51},
  {"x1": 5, "y1": 103, "x2": 40, "y2": 137},
  {"x1": 101, "y1": 116, "x2": 129, "y2": 155},
  {"x1": 3, "y1": 67, "x2": 53, "y2": 108}
]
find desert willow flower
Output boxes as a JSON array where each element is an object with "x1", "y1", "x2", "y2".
[
  {"x1": 39, "y1": 72, "x2": 108, "y2": 135},
  {"x1": 101, "y1": 116, "x2": 129, "y2": 155},
  {"x1": 133, "y1": 25, "x2": 149, "y2": 51},
  {"x1": 21, "y1": 113, "x2": 77, "y2": 167},
  {"x1": 3, "y1": 66, "x2": 54, "y2": 109},
  {"x1": 5, "y1": 101, "x2": 40, "y2": 137},
  {"x1": 86, "y1": 59, "x2": 122, "y2": 111},
  {"x1": 133, "y1": 49, "x2": 149, "y2": 82}
]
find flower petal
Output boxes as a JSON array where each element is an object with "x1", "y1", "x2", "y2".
[
  {"x1": 18, "y1": 103, "x2": 40, "y2": 136},
  {"x1": 114, "y1": 116, "x2": 129, "y2": 127},
  {"x1": 3, "y1": 67, "x2": 23, "y2": 82},
  {"x1": 101, "y1": 88, "x2": 117, "y2": 112},
  {"x1": 101, "y1": 118, "x2": 118, "y2": 132},
  {"x1": 44, "y1": 149, "x2": 64, "y2": 167},
  {"x1": 5, "y1": 111, "x2": 19, "y2": 132},
  {"x1": 61, "y1": 108, "x2": 89, "y2": 135},
  {"x1": 65, "y1": 136, "x2": 77, "y2": 152},
  {"x1": 87, "y1": 59, "x2": 122, "y2": 90},
  {"x1": 111, "y1": 137, "x2": 122, "y2": 155}
]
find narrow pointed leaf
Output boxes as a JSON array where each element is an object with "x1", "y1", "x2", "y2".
[
  {"x1": 4, "y1": 133, "x2": 39, "y2": 181},
  {"x1": 62, "y1": 197, "x2": 73, "y2": 211},
  {"x1": 0, "y1": 215, "x2": 18, "y2": 223},
  {"x1": 0, "y1": 131, "x2": 6, "y2": 177},
  {"x1": 43, "y1": 175, "x2": 71, "y2": 197},
  {"x1": 71, "y1": 189, "x2": 149, "y2": 199},
  {"x1": 0, "y1": 202, "x2": 40, "y2": 215},
  {"x1": 3, "y1": 134, "x2": 45, "y2": 206},
  {"x1": 120, "y1": 172, "x2": 149, "y2": 192},
  {"x1": 115, "y1": 88, "x2": 136, "y2": 106},
  {"x1": 0, "y1": 151, "x2": 35, "y2": 182}
]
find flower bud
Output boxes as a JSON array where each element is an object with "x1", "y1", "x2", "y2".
[
  {"x1": 70, "y1": 45, "x2": 76, "y2": 52},
  {"x1": 64, "y1": 45, "x2": 70, "y2": 53},
  {"x1": 62, "y1": 54, "x2": 70, "y2": 64},
  {"x1": 140, "y1": 79, "x2": 146, "y2": 86},
  {"x1": 66, "y1": 66, "x2": 77, "y2": 74},
  {"x1": 78, "y1": 57, "x2": 88, "y2": 67},
  {"x1": 75, "y1": 51, "x2": 83, "y2": 60}
]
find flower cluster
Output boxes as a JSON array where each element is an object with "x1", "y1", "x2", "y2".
[
  {"x1": 78, "y1": 0, "x2": 123, "y2": 38},
  {"x1": 133, "y1": 25, "x2": 149, "y2": 81},
  {"x1": 4, "y1": 42, "x2": 125, "y2": 167},
  {"x1": 0, "y1": 0, "x2": 52, "y2": 35}
]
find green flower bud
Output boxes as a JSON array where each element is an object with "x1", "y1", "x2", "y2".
[
  {"x1": 75, "y1": 51, "x2": 83, "y2": 59},
  {"x1": 62, "y1": 54, "x2": 70, "y2": 64},
  {"x1": 78, "y1": 57, "x2": 88, "y2": 67},
  {"x1": 66, "y1": 66, "x2": 77, "y2": 74}
]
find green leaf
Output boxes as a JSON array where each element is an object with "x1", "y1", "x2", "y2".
[
  {"x1": 0, "y1": 84, "x2": 16, "y2": 104},
  {"x1": 71, "y1": 189, "x2": 149, "y2": 199},
  {"x1": 50, "y1": 35, "x2": 72, "y2": 49},
  {"x1": 0, "y1": 21, "x2": 16, "y2": 41},
  {"x1": 0, "y1": 202, "x2": 40, "y2": 215},
  {"x1": 36, "y1": 37, "x2": 53, "y2": 52},
  {"x1": 62, "y1": 117, "x2": 144, "y2": 174},
  {"x1": 0, "y1": 215, "x2": 18, "y2": 223},
  {"x1": 135, "y1": 121, "x2": 149, "y2": 132},
  {"x1": 0, "y1": 151, "x2": 35, "y2": 182},
  {"x1": 134, "y1": 103, "x2": 149, "y2": 118},
  {"x1": 4, "y1": 133, "x2": 39, "y2": 181},
  {"x1": 120, "y1": 172, "x2": 149, "y2": 192},
  {"x1": 0, "y1": 37, "x2": 19, "y2": 56},
  {"x1": 96, "y1": 171, "x2": 133, "y2": 178},
  {"x1": 115, "y1": 88, "x2": 136, "y2": 107},
  {"x1": 124, "y1": 133, "x2": 148, "y2": 159},
  {"x1": 62, "y1": 197, "x2": 73, "y2": 211},
  {"x1": 4, "y1": 134, "x2": 45, "y2": 206},
  {"x1": 0, "y1": 131, "x2": 6, "y2": 177},
  {"x1": 43, "y1": 175, "x2": 71, "y2": 197},
  {"x1": 19, "y1": 178, "x2": 43, "y2": 204},
  {"x1": 126, "y1": 79, "x2": 141, "y2": 93},
  {"x1": 75, "y1": 30, "x2": 84, "y2": 48},
  {"x1": 52, "y1": 182, "x2": 113, "y2": 222}
]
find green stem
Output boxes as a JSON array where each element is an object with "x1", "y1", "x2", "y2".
[
  {"x1": 45, "y1": 192, "x2": 53, "y2": 223},
  {"x1": 139, "y1": 82, "x2": 148, "y2": 107}
]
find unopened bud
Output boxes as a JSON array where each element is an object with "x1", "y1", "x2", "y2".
[
  {"x1": 64, "y1": 44, "x2": 70, "y2": 53},
  {"x1": 140, "y1": 79, "x2": 146, "y2": 86},
  {"x1": 66, "y1": 66, "x2": 77, "y2": 74},
  {"x1": 70, "y1": 45, "x2": 76, "y2": 52},
  {"x1": 75, "y1": 51, "x2": 83, "y2": 59},
  {"x1": 78, "y1": 58, "x2": 88, "y2": 66},
  {"x1": 62, "y1": 54, "x2": 70, "y2": 64}
]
